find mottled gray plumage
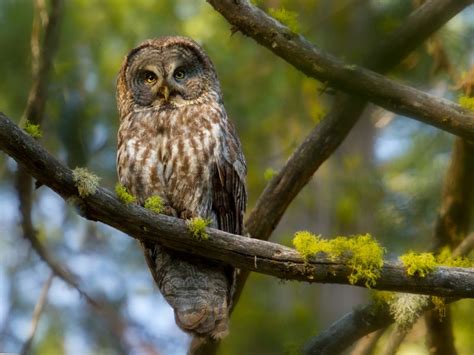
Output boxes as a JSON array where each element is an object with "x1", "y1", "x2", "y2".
[{"x1": 116, "y1": 36, "x2": 246, "y2": 339}]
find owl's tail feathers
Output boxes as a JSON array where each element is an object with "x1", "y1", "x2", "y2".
[{"x1": 174, "y1": 305, "x2": 229, "y2": 339}]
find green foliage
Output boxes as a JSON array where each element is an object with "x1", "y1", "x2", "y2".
[
  {"x1": 144, "y1": 195, "x2": 164, "y2": 213},
  {"x1": 292, "y1": 232, "x2": 385, "y2": 287},
  {"x1": 72, "y1": 167, "x2": 100, "y2": 197},
  {"x1": 115, "y1": 183, "x2": 136, "y2": 204},
  {"x1": 459, "y1": 95, "x2": 474, "y2": 110},
  {"x1": 187, "y1": 217, "x2": 211, "y2": 241},
  {"x1": 399, "y1": 252, "x2": 437, "y2": 277},
  {"x1": 24, "y1": 120, "x2": 42, "y2": 138},
  {"x1": 268, "y1": 8, "x2": 300, "y2": 33}
]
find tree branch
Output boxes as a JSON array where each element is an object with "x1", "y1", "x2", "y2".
[
  {"x1": 207, "y1": 0, "x2": 474, "y2": 141},
  {"x1": 20, "y1": 273, "x2": 54, "y2": 355},
  {"x1": 302, "y1": 234, "x2": 474, "y2": 355},
  {"x1": 1, "y1": 113, "x2": 473, "y2": 299}
]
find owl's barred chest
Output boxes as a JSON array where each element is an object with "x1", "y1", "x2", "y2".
[{"x1": 117, "y1": 106, "x2": 223, "y2": 215}]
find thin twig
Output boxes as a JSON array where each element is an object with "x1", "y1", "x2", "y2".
[{"x1": 20, "y1": 273, "x2": 54, "y2": 355}]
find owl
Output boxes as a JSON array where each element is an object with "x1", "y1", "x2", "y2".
[{"x1": 116, "y1": 36, "x2": 247, "y2": 341}]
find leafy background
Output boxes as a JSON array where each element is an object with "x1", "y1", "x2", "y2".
[{"x1": 0, "y1": 0, "x2": 473, "y2": 354}]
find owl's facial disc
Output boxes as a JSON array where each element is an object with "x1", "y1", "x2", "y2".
[{"x1": 127, "y1": 44, "x2": 210, "y2": 110}]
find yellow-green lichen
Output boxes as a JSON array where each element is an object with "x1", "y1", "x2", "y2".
[
  {"x1": 399, "y1": 252, "x2": 437, "y2": 277},
  {"x1": 72, "y1": 167, "x2": 100, "y2": 198},
  {"x1": 436, "y1": 247, "x2": 474, "y2": 268},
  {"x1": 263, "y1": 167, "x2": 277, "y2": 181},
  {"x1": 372, "y1": 290, "x2": 395, "y2": 309},
  {"x1": 292, "y1": 231, "x2": 385, "y2": 287},
  {"x1": 268, "y1": 8, "x2": 300, "y2": 33},
  {"x1": 24, "y1": 120, "x2": 42, "y2": 138},
  {"x1": 389, "y1": 293, "x2": 430, "y2": 330},
  {"x1": 431, "y1": 296, "x2": 446, "y2": 319},
  {"x1": 144, "y1": 195, "x2": 164, "y2": 214},
  {"x1": 459, "y1": 95, "x2": 474, "y2": 110},
  {"x1": 187, "y1": 217, "x2": 211, "y2": 241},
  {"x1": 115, "y1": 183, "x2": 136, "y2": 204}
]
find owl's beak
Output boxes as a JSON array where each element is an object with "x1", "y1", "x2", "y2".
[{"x1": 159, "y1": 85, "x2": 170, "y2": 102}]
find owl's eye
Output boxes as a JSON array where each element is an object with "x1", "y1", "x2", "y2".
[
  {"x1": 173, "y1": 68, "x2": 186, "y2": 80},
  {"x1": 142, "y1": 70, "x2": 157, "y2": 84}
]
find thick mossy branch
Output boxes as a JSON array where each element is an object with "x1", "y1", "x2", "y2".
[
  {"x1": 72, "y1": 168, "x2": 100, "y2": 198},
  {"x1": 23, "y1": 120, "x2": 42, "y2": 138},
  {"x1": 144, "y1": 195, "x2": 164, "y2": 214},
  {"x1": 187, "y1": 217, "x2": 211, "y2": 241},
  {"x1": 1, "y1": 113, "x2": 474, "y2": 299},
  {"x1": 293, "y1": 232, "x2": 385, "y2": 287},
  {"x1": 115, "y1": 183, "x2": 136, "y2": 204}
]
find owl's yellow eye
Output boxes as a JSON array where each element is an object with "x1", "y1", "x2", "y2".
[
  {"x1": 173, "y1": 69, "x2": 186, "y2": 80},
  {"x1": 142, "y1": 71, "x2": 157, "y2": 84}
]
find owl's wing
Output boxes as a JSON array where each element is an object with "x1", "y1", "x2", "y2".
[{"x1": 212, "y1": 118, "x2": 247, "y2": 235}]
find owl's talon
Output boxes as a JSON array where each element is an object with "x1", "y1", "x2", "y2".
[
  {"x1": 180, "y1": 209, "x2": 196, "y2": 220},
  {"x1": 162, "y1": 205, "x2": 178, "y2": 217}
]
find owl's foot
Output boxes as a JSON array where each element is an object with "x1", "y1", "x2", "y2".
[
  {"x1": 162, "y1": 205, "x2": 178, "y2": 217},
  {"x1": 180, "y1": 209, "x2": 196, "y2": 220}
]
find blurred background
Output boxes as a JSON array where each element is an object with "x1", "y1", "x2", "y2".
[{"x1": 0, "y1": 0, "x2": 473, "y2": 354}]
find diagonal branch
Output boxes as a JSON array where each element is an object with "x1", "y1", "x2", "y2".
[
  {"x1": 207, "y1": 0, "x2": 474, "y2": 140},
  {"x1": 1, "y1": 112, "x2": 473, "y2": 298}
]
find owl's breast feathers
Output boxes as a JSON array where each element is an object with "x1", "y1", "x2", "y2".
[{"x1": 117, "y1": 101, "x2": 246, "y2": 230}]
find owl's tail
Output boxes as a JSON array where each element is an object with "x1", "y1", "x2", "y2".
[{"x1": 142, "y1": 242, "x2": 232, "y2": 339}]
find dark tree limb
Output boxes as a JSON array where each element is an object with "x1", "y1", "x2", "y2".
[
  {"x1": 207, "y1": 0, "x2": 474, "y2": 141},
  {"x1": 1, "y1": 113, "x2": 474, "y2": 299},
  {"x1": 302, "y1": 234, "x2": 474, "y2": 355}
]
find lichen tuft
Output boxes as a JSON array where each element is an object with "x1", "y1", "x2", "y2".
[
  {"x1": 187, "y1": 217, "x2": 211, "y2": 241},
  {"x1": 399, "y1": 252, "x2": 437, "y2": 277},
  {"x1": 24, "y1": 120, "x2": 42, "y2": 138},
  {"x1": 372, "y1": 290, "x2": 395, "y2": 310},
  {"x1": 389, "y1": 293, "x2": 430, "y2": 330},
  {"x1": 436, "y1": 247, "x2": 474, "y2": 268},
  {"x1": 459, "y1": 95, "x2": 474, "y2": 110},
  {"x1": 268, "y1": 7, "x2": 300, "y2": 33},
  {"x1": 72, "y1": 167, "x2": 100, "y2": 197},
  {"x1": 431, "y1": 296, "x2": 446, "y2": 319},
  {"x1": 263, "y1": 167, "x2": 277, "y2": 181},
  {"x1": 292, "y1": 231, "x2": 385, "y2": 287},
  {"x1": 115, "y1": 183, "x2": 136, "y2": 204},
  {"x1": 144, "y1": 195, "x2": 164, "y2": 214}
]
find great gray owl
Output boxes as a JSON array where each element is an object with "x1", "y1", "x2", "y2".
[{"x1": 116, "y1": 36, "x2": 247, "y2": 340}]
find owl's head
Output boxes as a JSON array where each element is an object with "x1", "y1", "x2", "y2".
[{"x1": 117, "y1": 36, "x2": 221, "y2": 117}]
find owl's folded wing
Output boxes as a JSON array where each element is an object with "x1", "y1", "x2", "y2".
[{"x1": 212, "y1": 120, "x2": 247, "y2": 235}]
